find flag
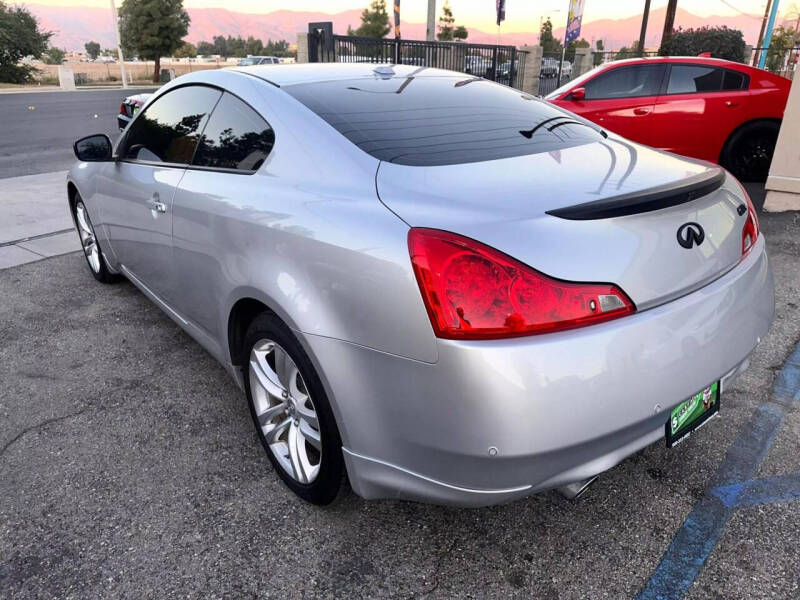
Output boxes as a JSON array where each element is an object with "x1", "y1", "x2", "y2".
[
  {"x1": 565, "y1": 0, "x2": 586, "y2": 43},
  {"x1": 394, "y1": 0, "x2": 401, "y2": 39},
  {"x1": 496, "y1": 0, "x2": 506, "y2": 26}
]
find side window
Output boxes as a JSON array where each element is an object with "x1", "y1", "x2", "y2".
[
  {"x1": 667, "y1": 65, "x2": 724, "y2": 94},
  {"x1": 583, "y1": 65, "x2": 665, "y2": 100},
  {"x1": 121, "y1": 86, "x2": 222, "y2": 164},
  {"x1": 722, "y1": 69, "x2": 749, "y2": 91},
  {"x1": 192, "y1": 93, "x2": 275, "y2": 172}
]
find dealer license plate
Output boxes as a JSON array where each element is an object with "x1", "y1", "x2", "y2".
[{"x1": 665, "y1": 382, "x2": 720, "y2": 448}]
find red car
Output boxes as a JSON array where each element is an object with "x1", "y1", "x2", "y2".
[{"x1": 547, "y1": 57, "x2": 790, "y2": 181}]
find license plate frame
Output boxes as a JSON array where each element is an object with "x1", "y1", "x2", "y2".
[{"x1": 665, "y1": 382, "x2": 720, "y2": 448}]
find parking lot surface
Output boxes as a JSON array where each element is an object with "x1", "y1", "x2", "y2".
[{"x1": 1, "y1": 211, "x2": 799, "y2": 599}]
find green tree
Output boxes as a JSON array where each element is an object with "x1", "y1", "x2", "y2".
[
  {"x1": 173, "y1": 41, "x2": 196, "y2": 58},
  {"x1": 245, "y1": 36, "x2": 263, "y2": 56},
  {"x1": 437, "y1": 0, "x2": 455, "y2": 41},
  {"x1": 119, "y1": 0, "x2": 189, "y2": 82},
  {"x1": 539, "y1": 18, "x2": 563, "y2": 54},
  {"x1": 212, "y1": 35, "x2": 227, "y2": 57},
  {"x1": 658, "y1": 26, "x2": 746, "y2": 62},
  {"x1": 196, "y1": 41, "x2": 214, "y2": 55},
  {"x1": 84, "y1": 40, "x2": 100, "y2": 60},
  {"x1": 766, "y1": 26, "x2": 799, "y2": 73},
  {"x1": 0, "y1": 1, "x2": 52, "y2": 83},
  {"x1": 616, "y1": 41, "x2": 639, "y2": 60},
  {"x1": 593, "y1": 39, "x2": 605, "y2": 66},
  {"x1": 349, "y1": 0, "x2": 390, "y2": 38},
  {"x1": 453, "y1": 25, "x2": 468, "y2": 41},
  {"x1": 42, "y1": 46, "x2": 65, "y2": 64}
]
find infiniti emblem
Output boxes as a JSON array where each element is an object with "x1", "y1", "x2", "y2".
[{"x1": 677, "y1": 222, "x2": 705, "y2": 249}]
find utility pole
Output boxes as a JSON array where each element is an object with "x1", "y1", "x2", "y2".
[
  {"x1": 637, "y1": 0, "x2": 652, "y2": 55},
  {"x1": 660, "y1": 0, "x2": 678, "y2": 52},
  {"x1": 426, "y1": 0, "x2": 436, "y2": 41},
  {"x1": 110, "y1": 0, "x2": 128, "y2": 88},
  {"x1": 758, "y1": 0, "x2": 781, "y2": 69},
  {"x1": 754, "y1": 0, "x2": 773, "y2": 65}
]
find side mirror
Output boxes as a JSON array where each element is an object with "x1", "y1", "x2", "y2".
[
  {"x1": 570, "y1": 87, "x2": 586, "y2": 101},
  {"x1": 73, "y1": 134, "x2": 113, "y2": 162}
]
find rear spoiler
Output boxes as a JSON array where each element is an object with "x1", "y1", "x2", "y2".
[{"x1": 546, "y1": 167, "x2": 726, "y2": 221}]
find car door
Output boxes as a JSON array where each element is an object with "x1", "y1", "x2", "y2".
[
  {"x1": 100, "y1": 85, "x2": 222, "y2": 302},
  {"x1": 651, "y1": 64, "x2": 749, "y2": 161},
  {"x1": 561, "y1": 64, "x2": 666, "y2": 145},
  {"x1": 170, "y1": 91, "x2": 276, "y2": 338}
]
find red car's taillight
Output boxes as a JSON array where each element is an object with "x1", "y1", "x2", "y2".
[
  {"x1": 408, "y1": 228, "x2": 635, "y2": 340},
  {"x1": 740, "y1": 186, "x2": 759, "y2": 257}
]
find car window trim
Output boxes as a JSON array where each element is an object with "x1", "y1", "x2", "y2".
[
  {"x1": 117, "y1": 82, "x2": 223, "y2": 165},
  {"x1": 578, "y1": 64, "x2": 667, "y2": 101},
  {"x1": 117, "y1": 82, "x2": 274, "y2": 175},
  {"x1": 188, "y1": 90, "x2": 276, "y2": 176},
  {"x1": 661, "y1": 63, "x2": 750, "y2": 96}
]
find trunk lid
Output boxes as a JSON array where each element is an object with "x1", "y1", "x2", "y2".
[{"x1": 377, "y1": 139, "x2": 748, "y2": 309}]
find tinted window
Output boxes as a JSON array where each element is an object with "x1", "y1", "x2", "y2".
[
  {"x1": 583, "y1": 65, "x2": 665, "y2": 99},
  {"x1": 121, "y1": 86, "x2": 221, "y2": 164},
  {"x1": 192, "y1": 93, "x2": 275, "y2": 171},
  {"x1": 667, "y1": 65, "x2": 723, "y2": 94},
  {"x1": 723, "y1": 69, "x2": 749, "y2": 90},
  {"x1": 284, "y1": 75, "x2": 603, "y2": 166}
]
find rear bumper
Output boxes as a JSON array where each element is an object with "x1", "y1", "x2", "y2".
[{"x1": 305, "y1": 236, "x2": 774, "y2": 507}]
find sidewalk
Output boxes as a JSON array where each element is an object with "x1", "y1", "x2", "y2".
[{"x1": 0, "y1": 170, "x2": 78, "y2": 269}]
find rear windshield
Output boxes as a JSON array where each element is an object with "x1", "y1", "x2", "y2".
[{"x1": 284, "y1": 74, "x2": 603, "y2": 166}]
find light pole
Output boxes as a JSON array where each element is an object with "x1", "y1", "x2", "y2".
[
  {"x1": 426, "y1": 0, "x2": 436, "y2": 41},
  {"x1": 758, "y1": 0, "x2": 781, "y2": 69},
  {"x1": 110, "y1": 0, "x2": 128, "y2": 88}
]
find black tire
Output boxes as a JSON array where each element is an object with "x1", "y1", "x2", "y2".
[
  {"x1": 243, "y1": 312, "x2": 344, "y2": 505},
  {"x1": 720, "y1": 120, "x2": 780, "y2": 183},
  {"x1": 73, "y1": 194, "x2": 120, "y2": 284}
]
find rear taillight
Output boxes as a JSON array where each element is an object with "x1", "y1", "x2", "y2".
[
  {"x1": 741, "y1": 187, "x2": 759, "y2": 257},
  {"x1": 120, "y1": 103, "x2": 127, "y2": 116},
  {"x1": 408, "y1": 228, "x2": 635, "y2": 340}
]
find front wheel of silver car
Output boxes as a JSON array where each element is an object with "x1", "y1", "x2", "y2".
[
  {"x1": 73, "y1": 195, "x2": 119, "y2": 283},
  {"x1": 243, "y1": 312, "x2": 344, "y2": 505}
]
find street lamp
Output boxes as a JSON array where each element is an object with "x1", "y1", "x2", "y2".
[{"x1": 109, "y1": 0, "x2": 128, "y2": 88}]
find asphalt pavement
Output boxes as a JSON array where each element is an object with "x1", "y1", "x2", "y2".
[
  {"x1": 0, "y1": 88, "x2": 155, "y2": 179},
  {"x1": 1, "y1": 211, "x2": 799, "y2": 599}
]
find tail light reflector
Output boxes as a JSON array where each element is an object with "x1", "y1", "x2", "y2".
[
  {"x1": 740, "y1": 187, "x2": 759, "y2": 256},
  {"x1": 408, "y1": 228, "x2": 635, "y2": 340}
]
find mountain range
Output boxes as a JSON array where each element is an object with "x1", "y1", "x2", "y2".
[{"x1": 20, "y1": 4, "x2": 783, "y2": 53}]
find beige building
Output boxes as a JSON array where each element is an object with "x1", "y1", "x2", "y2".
[{"x1": 765, "y1": 73, "x2": 800, "y2": 211}]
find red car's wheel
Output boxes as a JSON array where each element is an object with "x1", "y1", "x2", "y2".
[{"x1": 720, "y1": 120, "x2": 780, "y2": 183}]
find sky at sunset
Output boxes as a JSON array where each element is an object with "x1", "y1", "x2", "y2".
[{"x1": 13, "y1": 0, "x2": 790, "y2": 33}]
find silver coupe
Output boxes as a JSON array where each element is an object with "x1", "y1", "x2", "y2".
[{"x1": 68, "y1": 64, "x2": 774, "y2": 506}]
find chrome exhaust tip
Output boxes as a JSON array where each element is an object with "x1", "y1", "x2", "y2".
[{"x1": 557, "y1": 476, "x2": 598, "y2": 500}]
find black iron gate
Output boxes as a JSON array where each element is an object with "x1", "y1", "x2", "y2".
[{"x1": 307, "y1": 23, "x2": 525, "y2": 89}]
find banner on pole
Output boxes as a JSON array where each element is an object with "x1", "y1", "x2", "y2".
[
  {"x1": 565, "y1": 0, "x2": 585, "y2": 43},
  {"x1": 394, "y1": 0, "x2": 401, "y2": 39},
  {"x1": 496, "y1": 0, "x2": 506, "y2": 26}
]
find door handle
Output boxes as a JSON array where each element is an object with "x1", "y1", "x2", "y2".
[
  {"x1": 634, "y1": 107, "x2": 651, "y2": 116},
  {"x1": 725, "y1": 101, "x2": 739, "y2": 108},
  {"x1": 150, "y1": 193, "x2": 167, "y2": 214}
]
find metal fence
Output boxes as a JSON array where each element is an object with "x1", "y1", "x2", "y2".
[
  {"x1": 308, "y1": 26, "x2": 527, "y2": 90},
  {"x1": 751, "y1": 46, "x2": 800, "y2": 78}
]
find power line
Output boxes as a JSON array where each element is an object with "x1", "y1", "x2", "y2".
[{"x1": 717, "y1": 0, "x2": 766, "y2": 19}]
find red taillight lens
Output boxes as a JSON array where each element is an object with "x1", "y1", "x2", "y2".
[
  {"x1": 408, "y1": 228, "x2": 635, "y2": 340},
  {"x1": 741, "y1": 189, "x2": 759, "y2": 257},
  {"x1": 120, "y1": 103, "x2": 127, "y2": 116}
]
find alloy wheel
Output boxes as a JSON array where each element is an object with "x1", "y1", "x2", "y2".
[
  {"x1": 249, "y1": 339, "x2": 322, "y2": 484},
  {"x1": 75, "y1": 201, "x2": 101, "y2": 273}
]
